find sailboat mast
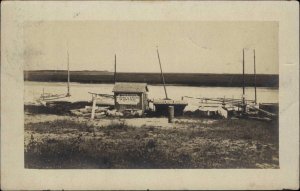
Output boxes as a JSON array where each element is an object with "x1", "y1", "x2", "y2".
[
  {"x1": 242, "y1": 48, "x2": 245, "y2": 96},
  {"x1": 241, "y1": 48, "x2": 246, "y2": 113},
  {"x1": 156, "y1": 47, "x2": 168, "y2": 100},
  {"x1": 67, "y1": 50, "x2": 71, "y2": 96},
  {"x1": 253, "y1": 49, "x2": 257, "y2": 105},
  {"x1": 114, "y1": 54, "x2": 117, "y2": 84}
]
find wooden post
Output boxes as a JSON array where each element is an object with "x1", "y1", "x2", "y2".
[
  {"x1": 42, "y1": 88, "x2": 45, "y2": 101},
  {"x1": 222, "y1": 96, "x2": 226, "y2": 107},
  {"x1": 91, "y1": 95, "x2": 97, "y2": 120},
  {"x1": 168, "y1": 106, "x2": 174, "y2": 123},
  {"x1": 141, "y1": 93, "x2": 144, "y2": 114}
]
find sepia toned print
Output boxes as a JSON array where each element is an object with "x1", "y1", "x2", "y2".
[
  {"x1": 23, "y1": 21, "x2": 280, "y2": 169},
  {"x1": 2, "y1": 1, "x2": 299, "y2": 190}
]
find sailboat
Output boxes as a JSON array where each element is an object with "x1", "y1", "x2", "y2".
[
  {"x1": 152, "y1": 47, "x2": 188, "y2": 116},
  {"x1": 37, "y1": 50, "x2": 71, "y2": 105}
]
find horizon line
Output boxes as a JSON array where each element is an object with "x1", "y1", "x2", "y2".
[{"x1": 24, "y1": 70, "x2": 279, "y2": 75}]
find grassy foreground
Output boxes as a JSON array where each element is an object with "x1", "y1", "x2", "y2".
[{"x1": 25, "y1": 117, "x2": 279, "y2": 169}]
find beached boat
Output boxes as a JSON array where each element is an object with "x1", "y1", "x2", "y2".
[
  {"x1": 151, "y1": 47, "x2": 188, "y2": 116},
  {"x1": 152, "y1": 99, "x2": 188, "y2": 116},
  {"x1": 37, "y1": 50, "x2": 71, "y2": 105}
]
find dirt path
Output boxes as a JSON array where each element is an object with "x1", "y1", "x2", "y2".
[{"x1": 25, "y1": 113, "x2": 218, "y2": 128}]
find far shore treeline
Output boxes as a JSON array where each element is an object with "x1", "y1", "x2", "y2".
[{"x1": 24, "y1": 70, "x2": 279, "y2": 87}]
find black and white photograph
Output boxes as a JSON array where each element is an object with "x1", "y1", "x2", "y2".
[
  {"x1": 1, "y1": 1, "x2": 299, "y2": 190},
  {"x1": 23, "y1": 21, "x2": 280, "y2": 169}
]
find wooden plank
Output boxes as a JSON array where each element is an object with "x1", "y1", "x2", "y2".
[
  {"x1": 88, "y1": 92, "x2": 114, "y2": 98},
  {"x1": 247, "y1": 104, "x2": 277, "y2": 117}
]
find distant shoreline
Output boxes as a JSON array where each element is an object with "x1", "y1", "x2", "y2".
[
  {"x1": 24, "y1": 70, "x2": 279, "y2": 88},
  {"x1": 24, "y1": 81, "x2": 279, "y2": 90}
]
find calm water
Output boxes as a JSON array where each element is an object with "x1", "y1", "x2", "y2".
[{"x1": 24, "y1": 81, "x2": 278, "y2": 104}]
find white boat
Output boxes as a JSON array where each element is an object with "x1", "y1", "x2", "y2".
[{"x1": 37, "y1": 50, "x2": 71, "y2": 105}]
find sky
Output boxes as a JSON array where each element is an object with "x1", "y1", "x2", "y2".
[{"x1": 24, "y1": 21, "x2": 278, "y2": 74}]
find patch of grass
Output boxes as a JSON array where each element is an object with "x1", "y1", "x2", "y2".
[
  {"x1": 25, "y1": 118, "x2": 279, "y2": 169},
  {"x1": 105, "y1": 120, "x2": 133, "y2": 131},
  {"x1": 183, "y1": 118, "x2": 279, "y2": 144},
  {"x1": 25, "y1": 120, "x2": 94, "y2": 134}
]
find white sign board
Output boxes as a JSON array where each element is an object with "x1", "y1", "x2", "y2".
[{"x1": 116, "y1": 94, "x2": 140, "y2": 105}]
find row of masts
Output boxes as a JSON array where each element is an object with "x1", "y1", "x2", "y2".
[
  {"x1": 113, "y1": 47, "x2": 170, "y2": 101},
  {"x1": 113, "y1": 47, "x2": 257, "y2": 108},
  {"x1": 66, "y1": 47, "x2": 258, "y2": 107}
]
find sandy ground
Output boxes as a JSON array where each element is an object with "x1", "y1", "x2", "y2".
[
  {"x1": 25, "y1": 113, "x2": 218, "y2": 129},
  {"x1": 25, "y1": 113, "x2": 70, "y2": 124},
  {"x1": 24, "y1": 114, "x2": 217, "y2": 145}
]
